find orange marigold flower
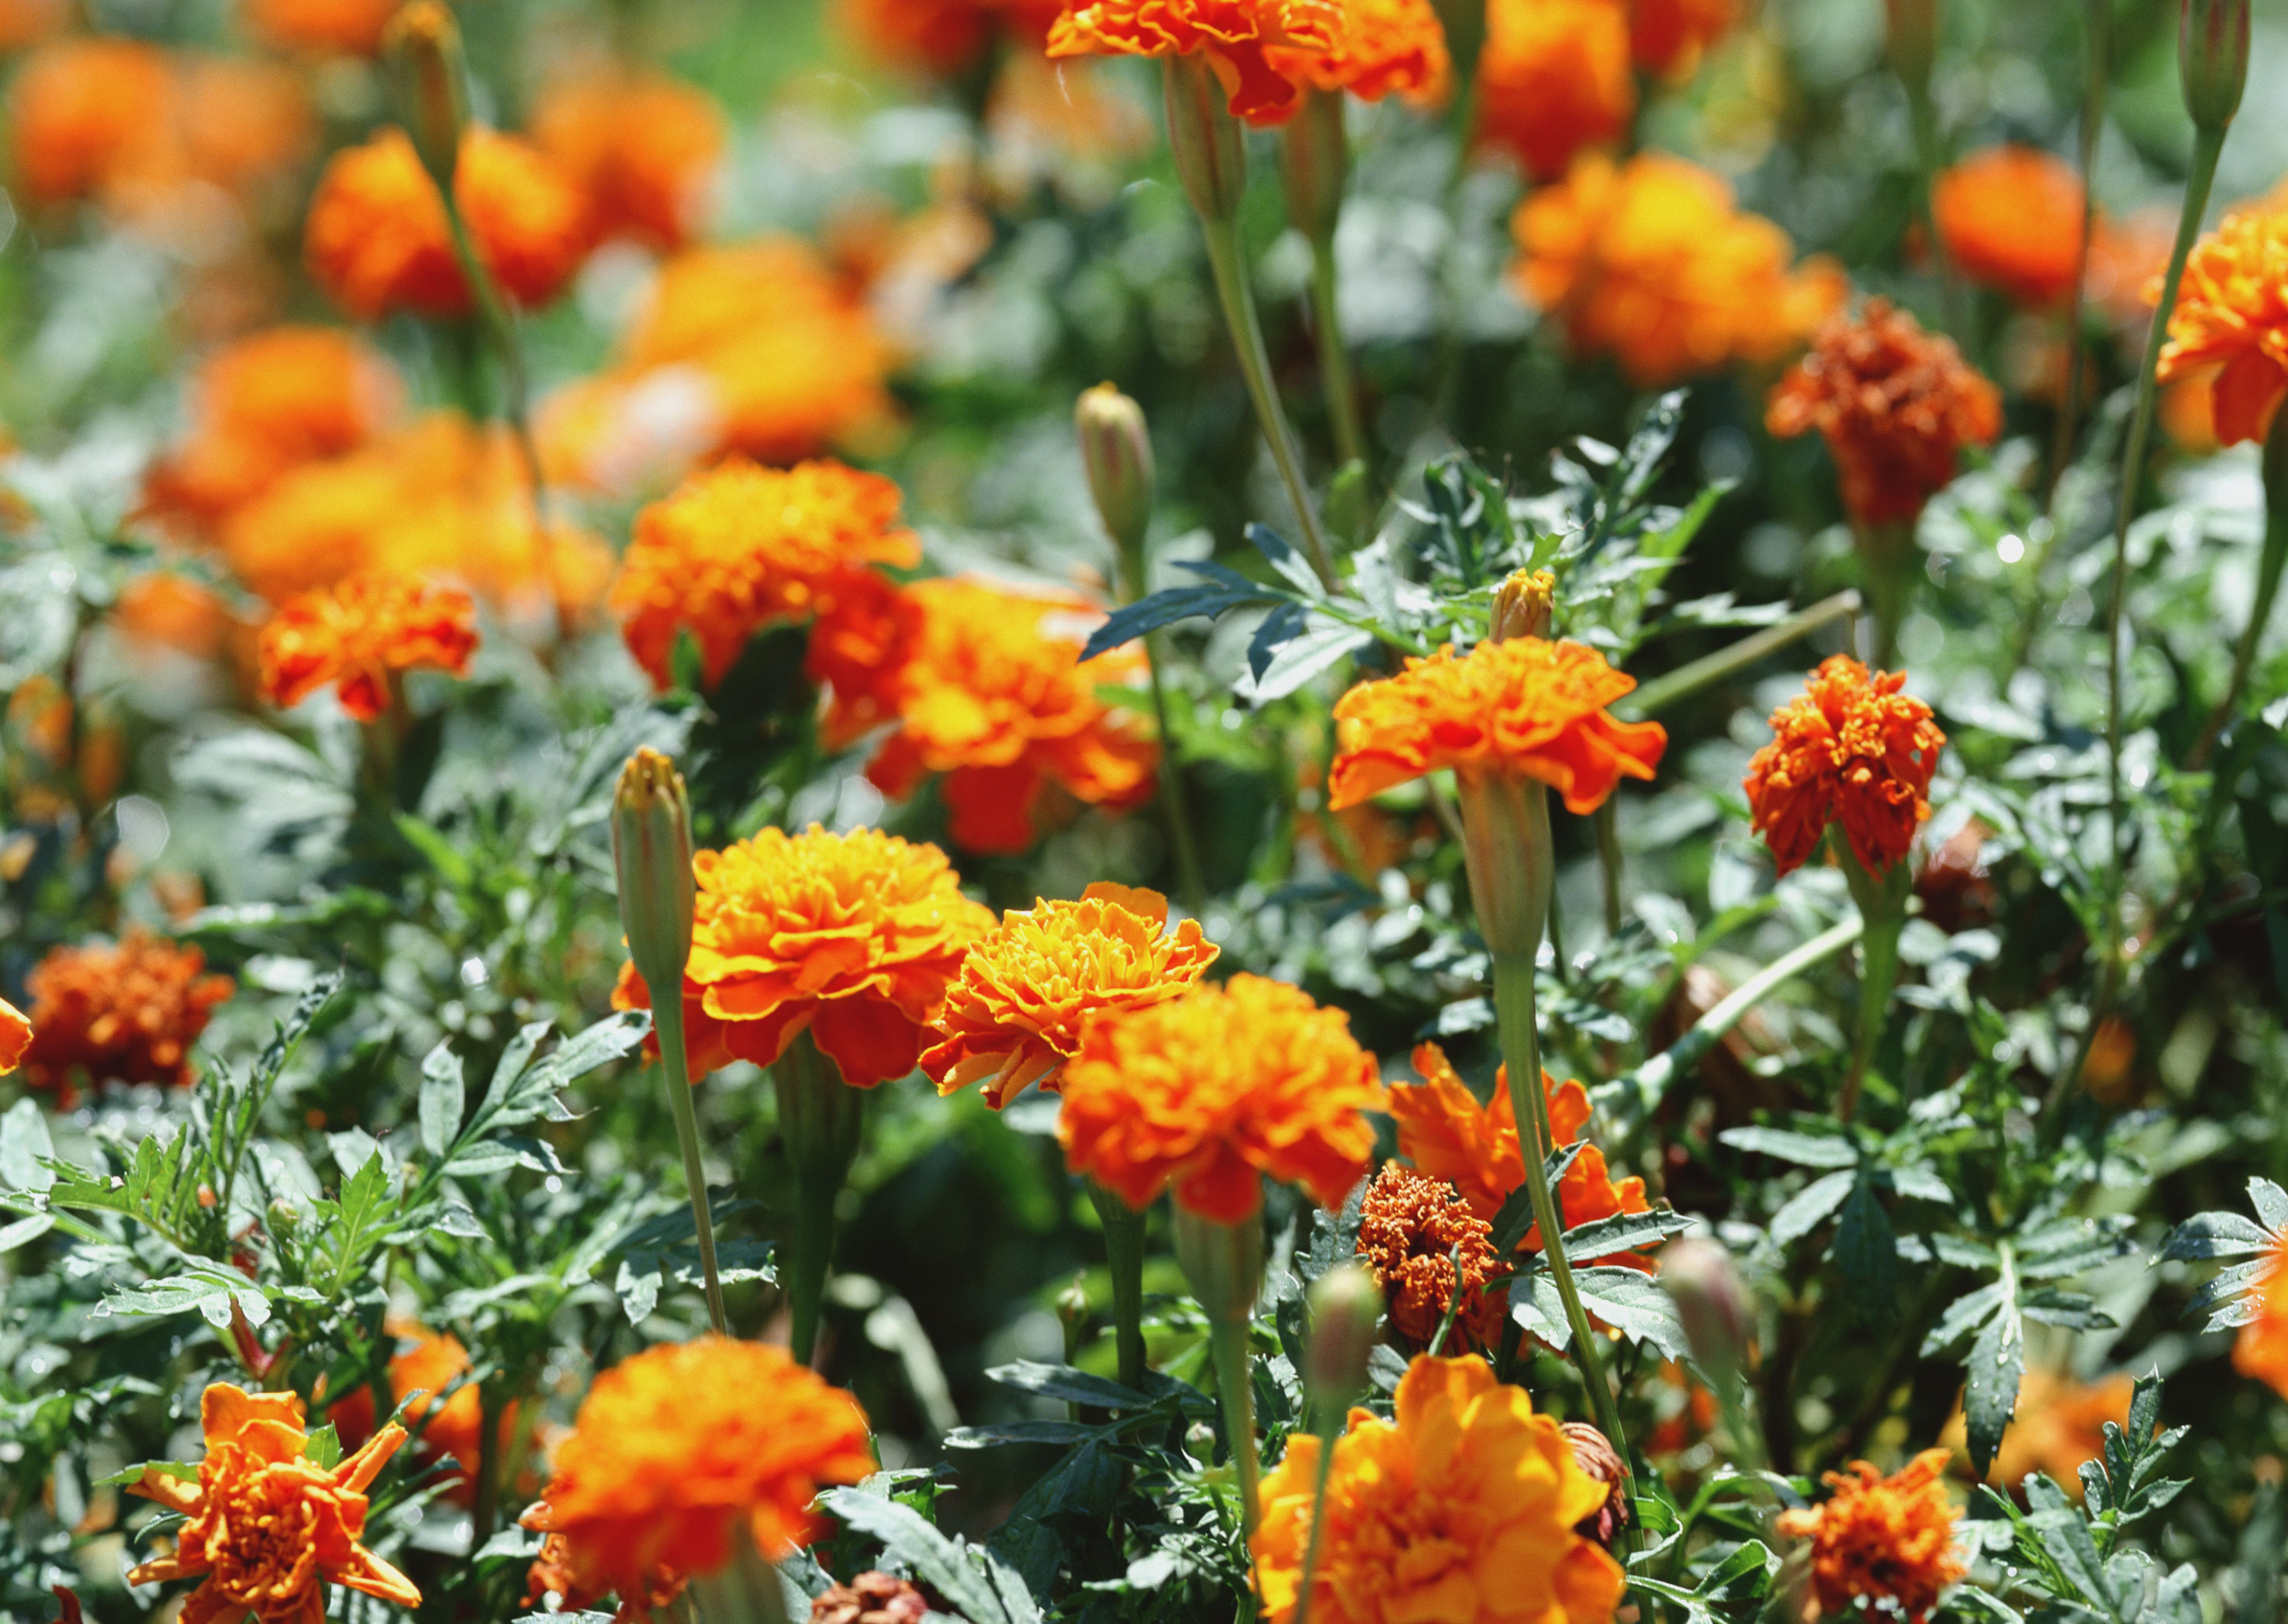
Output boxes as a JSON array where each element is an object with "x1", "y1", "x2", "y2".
[
  {"x1": 531, "y1": 72, "x2": 724, "y2": 252},
  {"x1": 0, "y1": 0, "x2": 66, "y2": 52},
  {"x1": 1, "y1": 996, "x2": 29, "y2": 1075},
  {"x1": 1743, "y1": 654, "x2": 1945, "y2": 877},
  {"x1": 617, "y1": 824, "x2": 993, "y2": 1089},
  {"x1": 851, "y1": 578, "x2": 1160, "y2": 856},
  {"x1": 1044, "y1": 0, "x2": 1346, "y2": 125},
  {"x1": 243, "y1": 0, "x2": 399, "y2": 54},
  {"x1": 2154, "y1": 200, "x2": 2288, "y2": 447},
  {"x1": 327, "y1": 1319, "x2": 520, "y2": 1506},
  {"x1": 1269, "y1": 0, "x2": 1450, "y2": 108},
  {"x1": 524, "y1": 1531, "x2": 686, "y2": 1621},
  {"x1": 609, "y1": 458, "x2": 919, "y2": 691},
  {"x1": 1932, "y1": 146, "x2": 2086, "y2": 309},
  {"x1": 1328, "y1": 636, "x2": 1665, "y2": 815},
  {"x1": 1473, "y1": 0, "x2": 1631, "y2": 181},
  {"x1": 522, "y1": 1337, "x2": 874, "y2": 1601},
  {"x1": 1766, "y1": 298, "x2": 2002, "y2": 528},
  {"x1": 2233, "y1": 1232, "x2": 2288, "y2": 1400},
  {"x1": 1253, "y1": 1354, "x2": 1626, "y2": 1624},
  {"x1": 126, "y1": 1384, "x2": 420, "y2": 1623},
  {"x1": 1355, "y1": 1164, "x2": 1507, "y2": 1354},
  {"x1": 1939, "y1": 1367, "x2": 2134, "y2": 1496},
  {"x1": 257, "y1": 570, "x2": 479, "y2": 720},
  {"x1": 304, "y1": 127, "x2": 594, "y2": 320},
  {"x1": 19, "y1": 930, "x2": 233, "y2": 1107},
  {"x1": 1627, "y1": 0, "x2": 1737, "y2": 78},
  {"x1": 920, "y1": 883, "x2": 1218, "y2": 1107},
  {"x1": 838, "y1": 0, "x2": 1064, "y2": 74},
  {"x1": 1058, "y1": 973, "x2": 1382, "y2": 1222},
  {"x1": 1776, "y1": 1450, "x2": 1965, "y2": 1624},
  {"x1": 5, "y1": 37, "x2": 171, "y2": 204}
]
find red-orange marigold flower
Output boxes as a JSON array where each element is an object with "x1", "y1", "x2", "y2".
[
  {"x1": 609, "y1": 458, "x2": 919, "y2": 692},
  {"x1": 1270, "y1": 0, "x2": 1450, "y2": 108},
  {"x1": 5, "y1": 37, "x2": 171, "y2": 203},
  {"x1": 19, "y1": 930, "x2": 233, "y2": 1107},
  {"x1": 257, "y1": 570, "x2": 479, "y2": 720},
  {"x1": 2154, "y1": 200, "x2": 2288, "y2": 447},
  {"x1": 1933, "y1": 146, "x2": 2086, "y2": 309},
  {"x1": 1766, "y1": 298, "x2": 2002, "y2": 529},
  {"x1": 1045, "y1": 0, "x2": 1346, "y2": 124},
  {"x1": 1473, "y1": 0, "x2": 1631, "y2": 181},
  {"x1": 1356, "y1": 1163, "x2": 1507, "y2": 1354},
  {"x1": 1776, "y1": 1450, "x2": 1965, "y2": 1624},
  {"x1": 1743, "y1": 655, "x2": 1945, "y2": 877},
  {"x1": 1628, "y1": 0, "x2": 1737, "y2": 78},
  {"x1": 524, "y1": 1338, "x2": 873, "y2": 1604},
  {"x1": 2234, "y1": 1232, "x2": 2288, "y2": 1400},
  {"x1": 1328, "y1": 636, "x2": 1665, "y2": 815},
  {"x1": 126, "y1": 1384, "x2": 420, "y2": 1624},
  {"x1": 243, "y1": 0, "x2": 400, "y2": 54},
  {"x1": 531, "y1": 73, "x2": 724, "y2": 252},
  {"x1": 2, "y1": 997, "x2": 29, "y2": 1075},
  {"x1": 1059, "y1": 973, "x2": 1382, "y2": 1222},
  {"x1": 921, "y1": 883, "x2": 1217, "y2": 1107},
  {"x1": 838, "y1": 0, "x2": 1064, "y2": 74}
]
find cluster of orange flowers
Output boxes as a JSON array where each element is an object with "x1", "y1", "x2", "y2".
[
  {"x1": 1356, "y1": 1163, "x2": 1508, "y2": 1353},
  {"x1": 1512, "y1": 153, "x2": 1847, "y2": 388},
  {"x1": 1268, "y1": 0, "x2": 1450, "y2": 109},
  {"x1": 16, "y1": 929, "x2": 233, "y2": 1107},
  {"x1": 1743, "y1": 654, "x2": 1947, "y2": 877},
  {"x1": 1777, "y1": 1450, "x2": 1967, "y2": 1624},
  {"x1": 256, "y1": 570, "x2": 479, "y2": 720},
  {"x1": 2156, "y1": 196, "x2": 2288, "y2": 448},
  {"x1": 1474, "y1": 0, "x2": 1736, "y2": 180}
]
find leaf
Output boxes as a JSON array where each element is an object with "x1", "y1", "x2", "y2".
[
  {"x1": 97, "y1": 1264, "x2": 270, "y2": 1331},
  {"x1": 1077, "y1": 577, "x2": 1276, "y2": 662},
  {"x1": 945, "y1": 1421, "x2": 1103, "y2": 1449},
  {"x1": 1558, "y1": 1205, "x2": 1692, "y2": 1263},
  {"x1": 1888, "y1": 1164, "x2": 1955, "y2": 1205},
  {"x1": 2162, "y1": 1208, "x2": 2275, "y2": 1262},
  {"x1": 418, "y1": 1043, "x2": 465, "y2": 1160},
  {"x1": 302, "y1": 1422, "x2": 341, "y2": 1468},
  {"x1": 1245, "y1": 601, "x2": 1308, "y2": 681},
  {"x1": 0, "y1": 1099, "x2": 56, "y2": 1194},
  {"x1": 1921, "y1": 1281, "x2": 2007, "y2": 1356},
  {"x1": 1571, "y1": 1266, "x2": 1690, "y2": 1360},
  {"x1": 1246, "y1": 523, "x2": 1325, "y2": 598},
  {"x1": 1830, "y1": 1179, "x2": 1899, "y2": 1327},
  {"x1": 1720, "y1": 1127, "x2": 1858, "y2": 1168},
  {"x1": 1965, "y1": 1296, "x2": 2025, "y2": 1478},
  {"x1": 2250, "y1": 1177, "x2": 2288, "y2": 1234},
  {"x1": 1488, "y1": 1143, "x2": 1586, "y2": 1256},
  {"x1": 392, "y1": 814, "x2": 475, "y2": 890},
  {"x1": 1244, "y1": 621, "x2": 1374, "y2": 703},
  {"x1": 1768, "y1": 1170, "x2": 1857, "y2": 1247},
  {"x1": 820, "y1": 1488, "x2": 1018, "y2": 1624},
  {"x1": 984, "y1": 1361, "x2": 1155, "y2": 1412}
]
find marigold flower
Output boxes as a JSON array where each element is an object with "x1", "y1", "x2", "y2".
[
  {"x1": 616, "y1": 824, "x2": 992, "y2": 1089},
  {"x1": 524, "y1": 1532, "x2": 688, "y2": 1621},
  {"x1": 18, "y1": 930, "x2": 233, "y2": 1107},
  {"x1": 1328, "y1": 636, "x2": 1665, "y2": 815},
  {"x1": 5, "y1": 37, "x2": 171, "y2": 203},
  {"x1": 1355, "y1": 1163, "x2": 1507, "y2": 1354},
  {"x1": 243, "y1": 0, "x2": 399, "y2": 53},
  {"x1": 1045, "y1": 0, "x2": 1346, "y2": 124},
  {"x1": 920, "y1": 883, "x2": 1218, "y2": 1107},
  {"x1": 838, "y1": 0, "x2": 1063, "y2": 74},
  {"x1": 257, "y1": 570, "x2": 479, "y2": 720},
  {"x1": 531, "y1": 72, "x2": 724, "y2": 252},
  {"x1": 0, "y1": 0, "x2": 64, "y2": 51},
  {"x1": 848, "y1": 578, "x2": 1160, "y2": 855},
  {"x1": 1252, "y1": 1354, "x2": 1625, "y2": 1624},
  {"x1": 126, "y1": 1384, "x2": 420, "y2": 1623},
  {"x1": 1, "y1": 997, "x2": 29, "y2": 1075},
  {"x1": 814, "y1": 1572, "x2": 935, "y2": 1624},
  {"x1": 1930, "y1": 146, "x2": 2087, "y2": 309},
  {"x1": 609, "y1": 458, "x2": 919, "y2": 691},
  {"x1": 326, "y1": 1319, "x2": 520, "y2": 1506},
  {"x1": 1939, "y1": 1367, "x2": 2134, "y2": 1494},
  {"x1": 2154, "y1": 199, "x2": 2288, "y2": 447},
  {"x1": 1473, "y1": 0, "x2": 1631, "y2": 181},
  {"x1": 1775, "y1": 1450, "x2": 1965, "y2": 1624},
  {"x1": 522, "y1": 1337, "x2": 875, "y2": 1601},
  {"x1": 1743, "y1": 655, "x2": 1945, "y2": 877},
  {"x1": 2233, "y1": 1233, "x2": 2288, "y2": 1399},
  {"x1": 1628, "y1": 0, "x2": 1738, "y2": 78},
  {"x1": 1058, "y1": 973, "x2": 1382, "y2": 1222},
  {"x1": 1269, "y1": 0, "x2": 1450, "y2": 107},
  {"x1": 304, "y1": 127, "x2": 594, "y2": 320},
  {"x1": 1766, "y1": 299, "x2": 2002, "y2": 527}
]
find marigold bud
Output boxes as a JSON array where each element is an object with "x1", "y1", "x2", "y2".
[
  {"x1": 1489, "y1": 568, "x2": 1555, "y2": 642},
  {"x1": 383, "y1": 0, "x2": 468, "y2": 188},
  {"x1": 1560, "y1": 1422, "x2": 1630, "y2": 1547},
  {"x1": 610, "y1": 748, "x2": 696, "y2": 1016},
  {"x1": 1278, "y1": 87, "x2": 1346, "y2": 248},
  {"x1": 1305, "y1": 1263, "x2": 1381, "y2": 1419},
  {"x1": 1163, "y1": 54, "x2": 1247, "y2": 224},
  {"x1": 2179, "y1": 0, "x2": 2248, "y2": 132},
  {"x1": 1658, "y1": 1235, "x2": 1753, "y2": 1377},
  {"x1": 1076, "y1": 383, "x2": 1155, "y2": 588}
]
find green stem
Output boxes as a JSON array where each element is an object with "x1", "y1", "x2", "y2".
[
  {"x1": 1836, "y1": 831, "x2": 1913, "y2": 1125},
  {"x1": 1855, "y1": 521, "x2": 1915, "y2": 668},
  {"x1": 2044, "y1": 0, "x2": 2110, "y2": 510},
  {"x1": 1904, "y1": 78, "x2": 1961, "y2": 337},
  {"x1": 655, "y1": 994, "x2": 729, "y2": 1336},
  {"x1": 1206, "y1": 1313, "x2": 1260, "y2": 1533},
  {"x1": 1620, "y1": 591, "x2": 1862, "y2": 720},
  {"x1": 689, "y1": 1541, "x2": 793, "y2": 1624},
  {"x1": 1291, "y1": 1423, "x2": 1340, "y2": 1624},
  {"x1": 2189, "y1": 409, "x2": 2288, "y2": 768},
  {"x1": 1087, "y1": 1178, "x2": 1150, "y2": 1393},
  {"x1": 773, "y1": 1030, "x2": 866, "y2": 1367},
  {"x1": 1594, "y1": 803, "x2": 1623, "y2": 938},
  {"x1": 1306, "y1": 234, "x2": 1366, "y2": 471},
  {"x1": 1173, "y1": 1205, "x2": 1264, "y2": 1534}
]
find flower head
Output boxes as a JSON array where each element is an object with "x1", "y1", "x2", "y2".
[
  {"x1": 609, "y1": 458, "x2": 919, "y2": 691},
  {"x1": 2233, "y1": 1232, "x2": 2288, "y2": 1399},
  {"x1": 1473, "y1": 0, "x2": 1631, "y2": 181},
  {"x1": 1269, "y1": 0, "x2": 1451, "y2": 107},
  {"x1": 1765, "y1": 298, "x2": 2002, "y2": 528},
  {"x1": 1628, "y1": 0, "x2": 1738, "y2": 78},
  {"x1": 523, "y1": 1338, "x2": 874, "y2": 1603},
  {"x1": 327, "y1": 1320, "x2": 517, "y2": 1506},
  {"x1": 257, "y1": 570, "x2": 479, "y2": 720},
  {"x1": 1355, "y1": 1164, "x2": 1506, "y2": 1353},
  {"x1": 244, "y1": 0, "x2": 399, "y2": 51},
  {"x1": 1744, "y1": 655, "x2": 1945, "y2": 877},
  {"x1": 838, "y1": 0, "x2": 1064, "y2": 74},
  {"x1": 2154, "y1": 199, "x2": 2288, "y2": 447},
  {"x1": 1059, "y1": 973, "x2": 1382, "y2": 1221},
  {"x1": 1933, "y1": 146, "x2": 2088, "y2": 309},
  {"x1": 1252, "y1": 1354, "x2": 1626, "y2": 1624},
  {"x1": 5, "y1": 38, "x2": 171, "y2": 204},
  {"x1": 531, "y1": 72, "x2": 724, "y2": 252},
  {"x1": 126, "y1": 1384, "x2": 419, "y2": 1623},
  {"x1": 1329, "y1": 637, "x2": 1666, "y2": 814},
  {"x1": 19, "y1": 931, "x2": 233, "y2": 1107},
  {"x1": 920, "y1": 883, "x2": 1218, "y2": 1107},
  {"x1": 1045, "y1": 0, "x2": 1346, "y2": 124},
  {"x1": 1775, "y1": 1450, "x2": 1965, "y2": 1624},
  {"x1": 2, "y1": 997, "x2": 29, "y2": 1074}
]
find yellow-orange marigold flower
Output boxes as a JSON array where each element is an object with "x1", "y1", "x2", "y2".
[
  {"x1": 617, "y1": 824, "x2": 993, "y2": 1089},
  {"x1": 920, "y1": 883, "x2": 1218, "y2": 1107},
  {"x1": 1045, "y1": 0, "x2": 1346, "y2": 125},
  {"x1": 1743, "y1": 654, "x2": 1945, "y2": 877},
  {"x1": 1270, "y1": 0, "x2": 1450, "y2": 108},
  {"x1": 2234, "y1": 1232, "x2": 2288, "y2": 1399},
  {"x1": 2154, "y1": 200, "x2": 2288, "y2": 447},
  {"x1": 1328, "y1": 636, "x2": 1665, "y2": 815},
  {"x1": 522, "y1": 1337, "x2": 874, "y2": 1600},
  {"x1": 531, "y1": 73, "x2": 724, "y2": 252},
  {"x1": 1940, "y1": 1367, "x2": 2134, "y2": 1495},
  {"x1": 5, "y1": 37, "x2": 171, "y2": 204},
  {"x1": 1473, "y1": 0, "x2": 1631, "y2": 182},
  {"x1": 1766, "y1": 298, "x2": 2002, "y2": 528},
  {"x1": 304, "y1": 127, "x2": 594, "y2": 320},
  {"x1": 126, "y1": 1384, "x2": 419, "y2": 1624},
  {"x1": 1356, "y1": 1163, "x2": 1507, "y2": 1354},
  {"x1": 243, "y1": 0, "x2": 399, "y2": 53},
  {"x1": 609, "y1": 458, "x2": 919, "y2": 691},
  {"x1": 1253, "y1": 1354, "x2": 1626, "y2": 1624},
  {"x1": 19, "y1": 930, "x2": 233, "y2": 1107},
  {"x1": 1628, "y1": 0, "x2": 1737, "y2": 78},
  {"x1": 1776, "y1": 1450, "x2": 1965, "y2": 1624},
  {"x1": 1058, "y1": 973, "x2": 1382, "y2": 1222},
  {"x1": 1, "y1": 997, "x2": 29, "y2": 1075},
  {"x1": 257, "y1": 570, "x2": 479, "y2": 720},
  {"x1": 1933, "y1": 146, "x2": 2086, "y2": 309}
]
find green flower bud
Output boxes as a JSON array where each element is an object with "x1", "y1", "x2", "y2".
[
  {"x1": 1278, "y1": 88, "x2": 1347, "y2": 251},
  {"x1": 1077, "y1": 383, "x2": 1155, "y2": 593},
  {"x1": 2179, "y1": 0, "x2": 2248, "y2": 132},
  {"x1": 610, "y1": 748, "x2": 696, "y2": 1012},
  {"x1": 1658, "y1": 1235, "x2": 1754, "y2": 1379},
  {"x1": 1305, "y1": 1263, "x2": 1381, "y2": 1423},
  {"x1": 384, "y1": 0, "x2": 469, "y2": 191},
  {"x1": 1163, "y1": 54, "x2": 1246, "y2": 225}
]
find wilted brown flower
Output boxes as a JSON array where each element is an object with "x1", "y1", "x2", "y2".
[{"x1": 1355, "y1": 1163, "x2": 1507, "y2": 1354}]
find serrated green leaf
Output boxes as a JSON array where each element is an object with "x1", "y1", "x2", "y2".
[
  {"x1": 418, "y1": 1042, "x2": 465, "y2": 1161},
  {"x1": 1769, "y1": 1170, "x2": 1857, "y2": 1246},
  {"x1": 1720, "y1": 1127, "x2": 1859, "y2": 1168},
  {"x1": 1965, "y1": 1296, "x2": 2024, "y2": 1480}
]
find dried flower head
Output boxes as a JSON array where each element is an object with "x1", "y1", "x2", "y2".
[
  {"x1": 1775, "y1": 1450, "x2": 1965, "y2": 1624},
  {"x1": 1743, "y1": 655, "x2": 1946, "y2": 877},
  {"x1": 920, "y1": 883, "x2": 1218, "y2": 1107},
  {"x1": 2154, "y1": 200, "x2": 2288, "y2": 447},
  {"x1": 524, "y1": 1338, "x2": 874, "y2": 1602},
  {"x1": 19, "y1": 930, "x2": 233, "y2": 1107},
  {"x1": 1329, "y1": 636, "x2": 1666, "y2": 814},
  {"x1": 1270, "y1": 0, "x2": 1451, "y2": 107},
  {"x1": 531, "y1": 72, "x2": 724, "y2": 252},
  {"x1": 2233, "y1": 1233, "x2": 2288, "y2": 1399},
  {"x1": 1045, "y1": 0, "x2": 1346, "y2": 124},
  {"x1": 812, "y1": 1572, "x2": 935, "y2": 1624},
  {"x1": 1355, "y1": 1163, "x2": 1506, "y2": 1353},
  {"x1": 609, "y1": 458, "x2": 919, "y2": 691},
  {"x1": 1473, "y1": 0, "x2": 1631, "y2": 181},
  {"x1": 1933, "y1": 145, "x2": 2088, "y2": 309},
  {"x1": 1252, "y1": 1355, "x2": 1626, "y2": 1624},
  {"x1": 524, "y1": 1533, "x2": 685, "y2": 1621},
  {"x1": 1765, "y1": 299, "x2": 2002, "y2": 528},
  {"x1": 257, "y1": 570, "x2": 479, "y2": 720},
  {"x1": 243, "y1": 0, "x2": 399, "y2": 53},
  {"x1": 126, "y1": 1384, "x2": 420, "y2": 1622},
  {"x1": 1059, "y1": 973, "x2": 1383, "y2": 1222}
]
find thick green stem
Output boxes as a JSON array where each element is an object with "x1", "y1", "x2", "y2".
[
  {"x1": 1173, "y1": 1205, "x2": 1264, "y2": 1534},
  {"x1": 1291, "y1": 1425, "x2": 1339, "y2": 1624},
  {"x1": 2189, "y1": 409, "x2": 2288, "y2": 767},
  {"x1": 773, "y1": 1031, "x2": 866, "y2": 1367},
  {"x1": 1207, "y1": 1314, "x2": 1260, "y2": 1532},
  {"x1": 1594, "y1": 803, "x2": 1623, "y2": 938},
  {"x1": 1836, "y1": 830, "x2": 1913, "y2": 1125},
  {"x1": 1620, "y1": 591, "x2": 1862, "y2": 720},
  {"x1": 1087, "y1": 1179, "x2": 1150, "y2": 1393},
  {"x1": 1855, "y1": 520, "x2": 1916, "y2": 668},
  {"x1": 1306, "y1": 237, "x2": 1365, "y2": 470},
  {"x1": 437, "y1": 196, "x2": 553, "y2": 537},
  {"x1": 655, "y1": 994, "x2": 728, "y2": 1336}
]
